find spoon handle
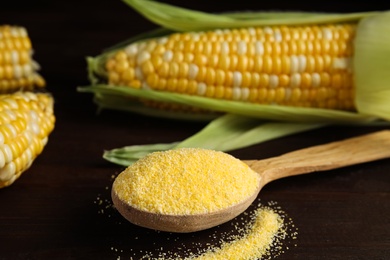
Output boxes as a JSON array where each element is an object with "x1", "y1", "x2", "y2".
[{"x1": 244, "y1": 130, "x2": 390, "y2": 186}]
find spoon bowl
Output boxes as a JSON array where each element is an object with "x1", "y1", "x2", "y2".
[
  {"x1": 112, "y1": 185, "x2": 259, "y2": 232},
  {"x1": 112, "y1": 130, "x2": 390, "y2": 233}
]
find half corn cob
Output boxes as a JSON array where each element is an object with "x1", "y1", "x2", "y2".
[
  {"x1": 0, "y1": 25, "x2": 45, "y2": 93},
  {"x1": 0, "y1": 91, "x2": 55, "y2": 188}
]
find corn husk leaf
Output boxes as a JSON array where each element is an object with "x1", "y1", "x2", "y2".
[
  {"x1": 103, "y1": 142, "x2": 178, "y2": 166},
  {"x1": 103, "y1": 114, "x2": 326, "y2": 166},
  {"x1": 354, "y1": 11, "x2": 390, "y2": 121},
  {"x1": 103, "y1": 27, "x2": 172, "y2": 53},
  {"x1": 174, "y1": 115, "x2": 326, "y2": 151},
  {"x1": 123, "y1": 0, "x2": 378, "y2": 31},
  {"x1": 92, "y1": 92, "x2": 220, "y2": 121}
]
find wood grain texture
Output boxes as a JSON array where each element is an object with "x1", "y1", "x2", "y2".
[{"x1": 245, "y1": 130, "x2": 390, "y2": 186}]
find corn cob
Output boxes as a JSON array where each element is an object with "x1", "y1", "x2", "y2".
[
  {"x1": 81, "y1": 1, "x2": 390, "y2": 123},
  {"x1": 105, "y1": 24, "x2": 356, "y2": 111},
  {"x1": 0, "y1": 25, "x2": 45, "y2": 93},
  {"x1": 0, "y1": 91, "x2": 55, "y2": 188},
  {"x1": 81, "y1": 1, "x2": 390, "y2": 166}
]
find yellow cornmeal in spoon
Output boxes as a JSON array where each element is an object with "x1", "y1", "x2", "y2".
[{"x1": 113, "y1": 148, "x2": 261, "y2": 215}]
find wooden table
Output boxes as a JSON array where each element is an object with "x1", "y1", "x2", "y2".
[{"x1": 0, "y1": 1, "x2": 389, "y2": 259}]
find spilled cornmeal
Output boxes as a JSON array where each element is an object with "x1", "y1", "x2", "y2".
[
  {"x1": 100, "y1": 201, "x2": 297, "y2": 259},
  {"x1": 192, "y1": 205, "x2": 285, "y2": 260}
]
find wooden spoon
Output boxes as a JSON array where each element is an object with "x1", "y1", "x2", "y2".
[{"x1": 112, "y1": 130, "x2": 390, "y2": 233}]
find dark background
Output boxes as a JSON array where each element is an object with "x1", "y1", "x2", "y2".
[{"x1": 0, "y1": 1, "x2": 389, "y2": 259}]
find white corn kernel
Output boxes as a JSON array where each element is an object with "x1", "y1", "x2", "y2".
[
  {"x1": 237, "y1": 41, "x2": 247, "y2": 55},
  {"x1": 233, "y1": 71, "x2": 242, "y2": 87},
  {"x1": 269, "y1": 75, "x2": 279, "y2": 88},
  {"x1": 188, "y1": 64, "x2": 199, "y2": 80},
  {"x1": 312, "y1": 73, "x2": 321, "y2": 87},
  {"x1": 290, "y1": 73, "x2": 301, "y2": 88},
  {"x1": 0, "y1": 162, "x2": 16, "y2": 181},
  {"x1": 241, "y1": 88, "x2": 249, "y2": 101},
  {"x1": 163, "y1": 50, "x2": 173, "y2": 62},
  {"x1": 0, "y1": 145, "x2": 13, "y2": 163},
  {"x1": 232, "y1": 87, "x2": 241, "y2": 100},
  {"x1": 124, "y1": 44, "x2": 138, "y2": 57},
  {"x1": 137, "y1": 51, "x2": 151, "y2": 65},
  {"x1": 221, "y1": 41, "x2": 230, "y2": 55},
  {"x1": 255, "y1": 41, "x2": 264, "y2": 55},
  {"x1": 197, "y1": 82, "x2": 207, "y2": 96},
  {"x1": 290, "y1": 55, "x2": 299, "y2": 74},
  {"x1": 298, "y1": 55, "x2": 307, "y2": 73}
]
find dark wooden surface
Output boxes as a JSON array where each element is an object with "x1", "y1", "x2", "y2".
[{"x1": 0, "y1": 1, "x2": 389, "y2": 259}]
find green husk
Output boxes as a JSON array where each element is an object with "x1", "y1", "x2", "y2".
[
  {"x1": 103, "y1": 142, "x2": 178, "y2": 166},
  {"x1": 92, "y1": 91, "x2": 220, "y2": 121},
  {"x1": 80, "y1": 1, "x2": 390, "y2": 166},
  {"x1": 354, "y1": 11, "x2": 390, "y2": 121},
  {"x1": 103, "y1": 114, "x2": 326, "y2": 166},
  {"x1": 122, "y1": 0, "x2": 378, "y2": 31},
  {"x1": 174, "y1": 115, "x2": 326, "y2": 151}
]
